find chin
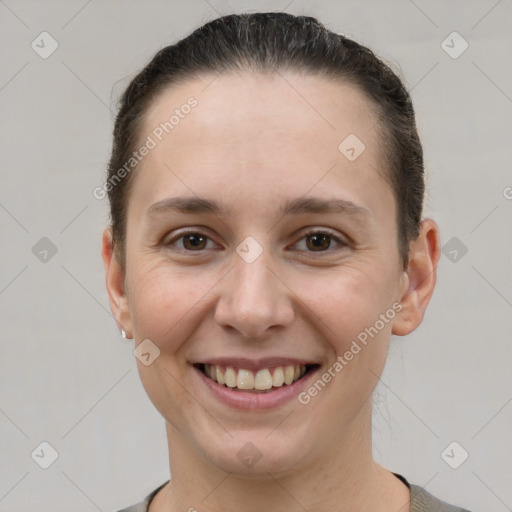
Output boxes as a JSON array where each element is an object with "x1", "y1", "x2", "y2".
[{"x1": 195, "y1": 429, "x2": 310, "y2": 479}]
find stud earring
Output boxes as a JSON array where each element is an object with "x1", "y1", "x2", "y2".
[{"x1": 121, "y1": 329, "x2": 127, "y2": 339}]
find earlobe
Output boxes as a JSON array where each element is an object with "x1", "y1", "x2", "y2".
[
  {"x1": 391, "y1": 218, "x2": 441, "y2": 337},
  {"x1": 101, "y1": 227, "x2": 132, "y2": 338}
]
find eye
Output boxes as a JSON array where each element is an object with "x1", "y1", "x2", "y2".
[
  {"x1": 292, "y1": 229, "x2": 347, "y2": 253},
  {"x1": 164, "y1": 230, "x2": 218, "y2": 252},
  {"x1": 163, "y1": 228, "x2": 348, "y2": 255}
]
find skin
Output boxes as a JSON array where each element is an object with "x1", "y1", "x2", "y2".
[{"x1": 102, "y1": 71, "x2": 440, "y2": 512}]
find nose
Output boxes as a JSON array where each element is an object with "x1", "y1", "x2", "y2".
[{"x1": 214, "y1": 245, "x2": 295, "y2": 339}]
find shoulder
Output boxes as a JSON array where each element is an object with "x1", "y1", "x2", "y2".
[
  {"x1": 114, "y1": 481, "x2": 169, "y2": 512},
  {"x1": 116, "y1": 477, "x2": 474, "y2": 512},
  {"x1": 393, "y1": 472, "x2": 472, "y2": 512},
  {"x1": 409, "y1": 482, "x2": 472, "y2": 512}
]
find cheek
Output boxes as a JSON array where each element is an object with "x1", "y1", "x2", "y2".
[
  {"x1": 297, "y1": 266, "x2": 396, "y2": 344},
  {"x1": 127, "y1": 262, "x2": 221, "y2": 347},
  {"x1": 126, "y1": 265, "x2": 214, "y2": 420}
]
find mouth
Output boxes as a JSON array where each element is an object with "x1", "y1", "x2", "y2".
[{"x1": 194, "y1": 362, "x2": 320, "y2": 394}]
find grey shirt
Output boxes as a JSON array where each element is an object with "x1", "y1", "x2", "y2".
[{"x1": 114, "y1": 473, "x2": 472, "y2": 512}]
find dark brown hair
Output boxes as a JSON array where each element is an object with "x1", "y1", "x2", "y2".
[{"x1": 107, "y1": 12, "x2": 424, "y2": 270}]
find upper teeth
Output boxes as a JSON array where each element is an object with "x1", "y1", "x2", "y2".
[{"x1": 204, "y1": 364, "x2": 307, "y2": 390}]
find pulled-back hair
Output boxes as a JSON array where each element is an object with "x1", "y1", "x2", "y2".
[{"x1": 107, "y1": 12, "x2": 424, "y2": 270}]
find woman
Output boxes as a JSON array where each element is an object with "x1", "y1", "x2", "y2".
[{"x1": 102, "y1": 12, "x2": 471, "y2": 512}]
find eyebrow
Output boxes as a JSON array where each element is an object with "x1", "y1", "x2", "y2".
[{"x1": 146, "y1": 196, "x2": 370, "y2": 220}]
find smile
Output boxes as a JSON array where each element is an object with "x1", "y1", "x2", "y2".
[{"x1": 195, "y1": 363, "x2": 318, "y2": 393}]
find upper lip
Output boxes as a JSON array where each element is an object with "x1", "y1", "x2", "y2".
[{"x1": 193, "y1": 357, "x2": 320, "y2": 371}]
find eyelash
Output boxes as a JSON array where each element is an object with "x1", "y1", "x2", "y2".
[{"x1": 163, "y1": 228, "x2": 348, "y2": 256}]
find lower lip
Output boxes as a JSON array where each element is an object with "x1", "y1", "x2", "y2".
[{"x1": 194, "y1": 366, "x2": 320, "y2": 410}]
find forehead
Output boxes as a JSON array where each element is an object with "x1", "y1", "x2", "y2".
[
  {"x1": 142, "y1": 70, "x2": 379, "y2": 154},
  {"x1": 129, "y1": 71, "x2": 393, "y2": 224}
]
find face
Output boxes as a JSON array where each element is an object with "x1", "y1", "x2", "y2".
[{"x1": 103, "y1": 71, "x2": 437, "y2": 477}]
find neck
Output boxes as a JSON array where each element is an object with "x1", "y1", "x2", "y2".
[{"x1": 153, "y1": 404, "x2": 409, "y2": 512}]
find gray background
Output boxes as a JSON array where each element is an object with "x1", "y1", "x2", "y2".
[{"x1": 1, "y1": 1, "x2": 511, "y2": 511}]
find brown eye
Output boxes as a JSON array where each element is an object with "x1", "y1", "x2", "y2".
[
  {"x1": 165, "y1": 231, "x2": 215, "y2": 252},
  {"x1": 293, "y1": 229, "x2": 346, "y2": 254},
  {"x1": 182, "y1": 233, "x2": 208, "y2": 250},
  {"x1": 305, "y1": 232, "x2": 332, "y2": 251}
]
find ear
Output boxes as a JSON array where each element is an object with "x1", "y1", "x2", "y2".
[
  {"x1": 392, "y1": 218, "x2": 441, "y2": 336},
  {"x1": 101, "y1": 227, "x2": 133, "y2": 338}
]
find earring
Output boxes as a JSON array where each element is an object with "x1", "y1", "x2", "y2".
[{"x1": 121, "y1": 329, "x2": 127, "y2": 339}]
